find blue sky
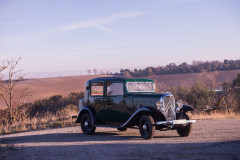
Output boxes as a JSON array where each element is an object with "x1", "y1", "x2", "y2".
[{"x1": 0, "y1": 0, "x2": 239, "y2": 76}]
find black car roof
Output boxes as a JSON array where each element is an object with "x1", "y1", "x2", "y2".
[
  {"x1": 88, "y1": 77, "x2": 154, "y2": 82},
  {"x1": 88, "y1": 77, "x2": 126, "y2": 82}
]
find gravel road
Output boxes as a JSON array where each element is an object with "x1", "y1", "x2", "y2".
[{"x1": 0, "y1": 119, "x2": 240, "y2": 160}]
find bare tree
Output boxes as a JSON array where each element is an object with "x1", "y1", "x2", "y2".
[
  {"x1": 196, "y1": 70, "x2": 219, "y2": 92},
  {"x1": 87, "y1": 69, "x2": 91, "y2": 75},
  {"x1": 93, "y1": 69, "x2": 97, "y2": 75},
  {"x1": 204, "y1": 73, "x2": 240, "y2": 113},
  {"x1": 99, "y1": 70, "x2": 105, "y2": 75},
  {"x1": 0, "y1": 57, "x2": 29, "y2": 124},
  {"x1": 123, "y1": 70, "x2": 132, "y2": 78}
]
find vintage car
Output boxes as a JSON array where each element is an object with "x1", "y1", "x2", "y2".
[{"x1": 75, "y1": 77, "x2": 196, "y2": 139}]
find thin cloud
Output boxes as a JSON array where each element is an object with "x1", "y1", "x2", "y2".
[
  {"x1": 96, "y1": 26, "x2": 113, "y2": 33},
  {"x1": 59, "y1": 11, "x2": 148, "y2": 31}
]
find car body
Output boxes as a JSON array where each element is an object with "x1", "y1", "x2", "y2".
[{"x1": 75, "y1": 77, "x2": 196, "y2": 139}]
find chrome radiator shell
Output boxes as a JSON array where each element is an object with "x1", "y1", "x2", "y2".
[{"x1": 161, "y1": 95, "x2": 176, "y2": 121}]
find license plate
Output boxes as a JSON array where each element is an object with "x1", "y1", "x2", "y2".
[{"x1": 173, "y1": 119, "x2": 186, "y2": 124}]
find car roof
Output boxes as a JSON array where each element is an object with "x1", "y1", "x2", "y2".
[{"x1": 88, "y1": 77, "x2": 154, "y2": 82}]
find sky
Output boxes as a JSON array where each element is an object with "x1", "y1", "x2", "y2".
[{"x1": 0, "y1": 0, "x2": 240, "y2": 77}]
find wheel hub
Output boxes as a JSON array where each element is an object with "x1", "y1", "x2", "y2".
[
  {"x1": 84, "y1": 121, "x2": 89, "y2": 127},
  {"x1": 143, "y1": 124, "x2": 147, "y2": 130}
]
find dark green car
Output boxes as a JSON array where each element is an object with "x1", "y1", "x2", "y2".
[{"x1": 75, "y1": 77, "x2": 196, "y2": 139}]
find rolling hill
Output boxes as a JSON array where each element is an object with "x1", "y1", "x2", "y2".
[{"x1": 0, "y1": 70, "x2": 239, "y2": 109}]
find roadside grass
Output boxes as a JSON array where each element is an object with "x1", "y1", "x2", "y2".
[
  {"x1": 0, "y1": 108, "x2": 78, "y2": 135},
  {"x1": 191, "y1": 111, "x2": 240, "y2": 120}
]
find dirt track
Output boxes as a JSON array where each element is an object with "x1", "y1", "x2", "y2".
[{"x1": 0, "y1": 119, "x2": 240, "y2": 160}]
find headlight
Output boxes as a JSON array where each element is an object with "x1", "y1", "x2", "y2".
[
  {"x1": 176, "y1": 100, "x2": 183, "y2": 113},
  {"x1": 156, "y1": 100, "x2": 164, "y2": 112}
]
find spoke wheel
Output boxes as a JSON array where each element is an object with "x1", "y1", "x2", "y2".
[
  {"x1": 81, "y1": 113, "x2": 96, "y2": 135},
  {"x1": 139, "y1": 115, "x2": 155, "y2": 139}
]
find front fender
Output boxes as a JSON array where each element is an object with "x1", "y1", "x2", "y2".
[
  {"x1": 180, "y1": 105, "x2": 194, "y2": 113},
  {"x1": 177, "y1": 105, "x2": 194, "y2": 118},
  {"x1": 120, "y1": 107, "x2": 165, "y2": 128},
  {"x1": 75, "y1": 106, "x2": 96, "y2": 125}
]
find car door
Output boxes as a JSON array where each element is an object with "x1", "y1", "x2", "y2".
[
  {"x1": 88, "y1": 82, "x2": 106, "y2": 122},
  {"x1": 103, "y1": 82, "x2": 129, "y2": 123}
]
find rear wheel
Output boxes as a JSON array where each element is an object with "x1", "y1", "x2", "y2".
[
  {"x1": 81, "y1": 113, "x2": 96, "y2": 135},
  {"x1": 139, "y1": 115, "x2": 155, "y2": 139},
  {"x1": 177, "y1": 114, "x2": 192, "y2": 137}
]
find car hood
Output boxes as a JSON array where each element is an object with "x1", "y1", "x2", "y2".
[
  {"x1": 130, "y1": 93, "x2": 173, "y2": 109},
  {"x1": 131, "y1": 92, "x2": 176, "y2": 121}
]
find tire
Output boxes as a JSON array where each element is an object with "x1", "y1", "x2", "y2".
[
  {"x1": 177, "y1": 114, "x2": 192, "y2": 137},
  {"x1": 139, "y1": 115, "x2": 155, "y2": 139},
  {"x1": 117, "y1": 127, "x2": 127, "y2": 131},
  {"x1": 81, "y1": 113, "x2": 96, "y2": 135}
]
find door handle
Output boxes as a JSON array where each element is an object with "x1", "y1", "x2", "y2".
[{"x1": 100, "y1": 98, "x2": 107, "y2": 101}]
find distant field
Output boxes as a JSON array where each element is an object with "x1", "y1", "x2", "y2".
[
  {"x1": 146, "y1": 70, "x2": 240, "y2": 89},
  {"x1": 0, "y1": 75, "x2": 107, "y2": 109},
  {"x1": 0, "y1": 70, "x2": 239, "y2": 109}
]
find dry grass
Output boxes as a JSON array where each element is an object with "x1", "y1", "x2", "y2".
[
  {"x1": 191, "y1": 112, "x2": 240, "y2": 120},
  {"x1": 0, "y1": 108, "x2": 78, "y2": 135}
]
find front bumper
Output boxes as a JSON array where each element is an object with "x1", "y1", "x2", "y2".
[{"x1": 156, "y1": 119, "x2": 196, "y2": 125}]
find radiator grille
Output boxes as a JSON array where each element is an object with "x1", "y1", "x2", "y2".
[{"x1": 162, "y1": 95, "x2": 176, "y2": 121}]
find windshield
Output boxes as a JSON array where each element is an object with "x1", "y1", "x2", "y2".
[{"x1": 126, "y1": 82, "x2": 155, "y2": 93}]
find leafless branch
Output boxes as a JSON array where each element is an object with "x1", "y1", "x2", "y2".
[
  {"x1": 12, "y1": 73, "x2": 25, "y2": 88},
  {"x1": 16, "y1": 88, "x2": 30, "y2": 107},
  {"x1": 0, "y1": 57, "x2": 28, "y2": 124},
  {"x1": 0, "y1": 91, "x2": 9, "y2": 107},
  {"x1": 205, "y1": 85, "x2": 240, "y2": 113}
]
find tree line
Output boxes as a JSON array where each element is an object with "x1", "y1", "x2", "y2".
[
  {"x1": 118, "y1": 59, "x2": 240, "y2": 77},
  {"x1": 87, "y1": 69, "x2": 112, "y2": 75}
]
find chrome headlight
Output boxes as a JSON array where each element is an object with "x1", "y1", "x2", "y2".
[
  {"x1": 176, "y1": 100, "x2": 183, "y2": 113},
  {"x1": 156, "y1": 100, "x2": 164, "y2": 112}
]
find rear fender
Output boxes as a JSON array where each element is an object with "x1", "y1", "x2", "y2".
[{"x1": 75, "y1": 106, "x2": 96, "y2": 125}]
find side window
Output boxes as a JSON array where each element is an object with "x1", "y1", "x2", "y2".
[
  {"x1": 107, "y1": 82, "x2": 124, "y2": 96},
  {"x1": 91, "y1": 82, "x2": 104, "y2": 96}
]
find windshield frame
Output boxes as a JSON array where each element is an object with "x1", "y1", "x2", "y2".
[{"x1": 126, "y1": 81, "x2": 155, "y2": 93}]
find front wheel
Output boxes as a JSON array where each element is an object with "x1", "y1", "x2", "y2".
[
  {"x1": 139, "y1": 115, "x2": 155, "y2": 139},
  {"x1": 177, "y1": 114, "x2": 192, "y2": 137},
  {"x1": 81, "y1": 113, "x2": 96, "y2": 135}
]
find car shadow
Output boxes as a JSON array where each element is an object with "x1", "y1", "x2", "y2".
[
  {"x1": 0, "y1": 128, "x2": 181, "y2": 144},
  {"x1": 0, "y1": 131, "x2": 140, "y2": 144},
  {"x1": 154, "y1": 135, "x2": 179, "y2": 138}
]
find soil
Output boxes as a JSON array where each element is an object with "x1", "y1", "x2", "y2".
[{"x1": 0, "y1": 119, "x2": 240, "y2": 160}]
